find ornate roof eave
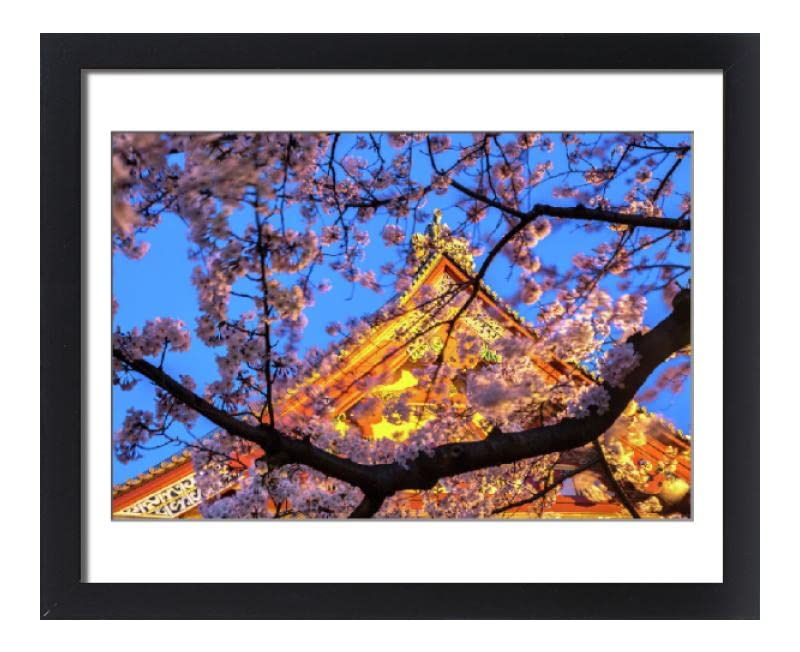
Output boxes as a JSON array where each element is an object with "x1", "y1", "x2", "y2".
[
  {"x1": 112, "y1": 449, "x2": 193, "y2": 498},
  {"x1": 441, "y1": 251, "x2": 539, "y2": 339},
  {"x1": 397, "y1": 245, "x2": 539, "y2": 336}
]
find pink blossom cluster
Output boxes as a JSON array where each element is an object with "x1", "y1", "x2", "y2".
[
  {"x1": 612, "y1": 294, "x2": 647, "y2": 338},
  {"x1": 200, "y1": 469, "x2": 271, "y2": 519},
  {"x1": 113, "y1": 317, "x2": 191, "y2": 360},
  {"x1": 381, "y1": 223, "x2": 405, "y2": 246},
  {"x1": 504, "y1": 218, "x2": 550, "y2": 274},
  {"x1": 569, "y1": 384, "x2": 611, "y2": 418},
  {"x1": 113, "y1": 409, "x2": 154, "y2": 462},
  {"x1": 599, "y1": 342, "x2": 642, "y2": 388}
]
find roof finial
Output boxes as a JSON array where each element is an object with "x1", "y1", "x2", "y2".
[{"x1": 409, "y1": 208, "x2": 475, "y2": 274}]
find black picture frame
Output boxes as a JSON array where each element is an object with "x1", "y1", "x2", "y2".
[{"x1": 41, "y1": 33, "x2": 759, "y2": 619}]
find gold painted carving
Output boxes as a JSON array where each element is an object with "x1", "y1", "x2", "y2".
[{"x1": 114, "y1": 474, "x2": 201, "y2": 519}]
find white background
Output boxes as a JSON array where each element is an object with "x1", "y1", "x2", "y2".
[
  {"x1": 87, "y1": 70, "x2": 722, "y2": 583},
  {"x1": 2, "y1": 0, "x2": 792, "y2": 647}
]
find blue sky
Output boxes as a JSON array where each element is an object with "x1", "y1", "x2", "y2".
[{"x1": 113, "y1": 132, "x2": 692, "y2": 483}]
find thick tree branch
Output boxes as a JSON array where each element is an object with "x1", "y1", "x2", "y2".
[
  {"x1": 114, "y1": 289, "x2": 690, "y2": 511},
  {"x1": 375, "y1": 288, "x2": 691, "y2": 492},
  {"x1": 348, "y1": 493, "x2": 386, "y2": 519},
  {"x1": 442, "y1": 174, "x2": 690, "y2": 232},
  {"x1": 113, "y1": 349, "x2": 386, "y2": 494},
  {"x1": 425, "y1": 138, "x2": 689, "y2": 232},
  {"x1": 533, "y1": 201, "x2": 690, "y2": 231}
]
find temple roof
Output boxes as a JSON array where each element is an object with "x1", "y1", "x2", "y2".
[{"x1": 113, "y1": 449, "x2": 192, "y2": 498}]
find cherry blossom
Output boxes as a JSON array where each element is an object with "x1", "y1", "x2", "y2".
[{"x1": 112, "y1": 132, "x2": 692, "y2": 519}]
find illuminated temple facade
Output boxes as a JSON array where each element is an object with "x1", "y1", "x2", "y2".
[{"x1": 113, "y1": 212, "x2": 691, "y2": 520}]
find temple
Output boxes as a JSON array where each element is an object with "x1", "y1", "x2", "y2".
[{"x1": 113, "y1": 211, "x2": 691, "y2": 520}]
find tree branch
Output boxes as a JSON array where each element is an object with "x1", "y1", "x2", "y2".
[
  {"x1": 444, "y1": 176, "x2": 690, "y2": 232},
  {"x1": 113, "y1": 349, "x2": 386, "y2": 494},
  {"x1": 348, "y1": 493, "x2": 386, "y2": 519},
  {"x1": 592, "y1": 440, "x2": 640, "y2": 519},
  {"x1": 114, "y1": 288, "x2": 690, "y2": 513},
  {"x1": 491, "y1": 454, "x2": 601, "y2": 515},
  {"x1": 376, "y1": 288, "x2": 691, "y2": 492}
]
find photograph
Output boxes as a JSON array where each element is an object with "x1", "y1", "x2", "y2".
[{"x1": 111, "y1": 131, "x2": 692, "y2": 520}]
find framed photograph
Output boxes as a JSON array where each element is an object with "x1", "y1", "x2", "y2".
[{"x1": 41, "y1": 33, "x2": 759, "y2": 618}]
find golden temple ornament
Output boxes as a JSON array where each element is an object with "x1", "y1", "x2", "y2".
[{"x1": 410, "y1": 208, "x2": 476, "y2": 274}]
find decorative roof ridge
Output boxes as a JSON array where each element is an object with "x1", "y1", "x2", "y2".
[
  {"x1": 112, "y1": 448, "x2": 193, "y2": 497},
  {"x1": 397, "y1": 250, "x2": 442, "y2": 305},
  {"x1": 370, "y1": 209, "x2": 536, "y2": 336},
  {"x1": 440, "y1": 250, "x2": 539, "y2": 338},
  {"x1": 397, "y1": 244, "x2": 539, "y2": 340},
  {"x1": 632, "y1": 403, "x2": 690, "y2": 442}
]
